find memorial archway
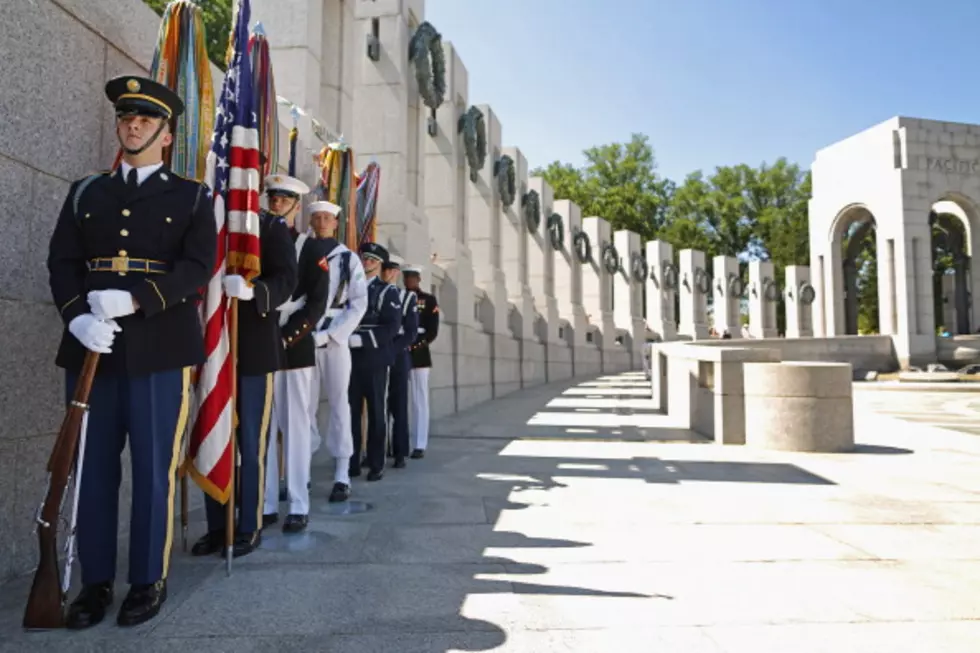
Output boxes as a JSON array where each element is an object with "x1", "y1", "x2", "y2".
[
  {"x1": 930, "y1": 196, "x2": 976, "y2": 334},
  {"x1": 831, "y1": 205, "x2": 878, "y2": 335}
]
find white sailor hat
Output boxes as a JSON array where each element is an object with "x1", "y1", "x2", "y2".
[
  {"x1": 264, "y1": 174, "x2": 310, "y2": 197},
  {"x1": 308, "y1": 200, "x2": 342, "y2": 215},
  {"x1": 401, "y1": 264, "x2": 423, "y2": 275}
]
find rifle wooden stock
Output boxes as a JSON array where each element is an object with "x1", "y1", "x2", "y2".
[{"x1": 23, "y1": 351, "x2": 100, "y2": 630}]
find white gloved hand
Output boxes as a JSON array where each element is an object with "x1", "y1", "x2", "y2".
[
  {"x1": 349, "y1": 334, "x2": 363, "y2": 348},
  {"x1": 69, "y1": 314, "x2": 122, "y2": 354},
  {"x1": 87, "y1": 290, "x2": 136, "y2": 320},
  {"x1": 314, "y1": 330, "x2": 331, "y2": 348},
  {"x1": 277, "y1": 296, "x2": 306, "y2": 327},
  {"x1": 223, "y1": 274, "x2": 254, "y2": 301}
]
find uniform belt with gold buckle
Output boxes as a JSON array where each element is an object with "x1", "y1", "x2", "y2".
[{"x1": 87, "y1": 257, "x2": 170, "y2": 274}]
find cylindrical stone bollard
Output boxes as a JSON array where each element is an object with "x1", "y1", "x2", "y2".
[{"x1": 743, "y1": 361, "x2": 854, "y2": 452}]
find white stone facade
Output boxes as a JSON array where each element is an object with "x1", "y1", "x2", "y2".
[{"x1": 809, "y1": 117, "x2": 980, "y2": 367}]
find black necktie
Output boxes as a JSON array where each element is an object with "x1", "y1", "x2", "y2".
[{"x1": 126, "y1": 168, "x2": 138, "y2": 189}]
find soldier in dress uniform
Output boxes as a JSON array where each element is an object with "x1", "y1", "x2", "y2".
[
  {"x1": 260, "y1": 176, "x2": 330, "y2": 533},
  {"x1": 348, "y1": 242, "x2": 402, "y2": 481},
  {"x1": 381, "y1": 260, "x2": 419, "y2": 468},
  {"x1": 46, "y1": 75, "x2": 216, "y2": 628},
  {"x1": 306, "y1": 201, "x2": 368, "y2": 503},
  {"x1": 403, "y1": 265, "x2": 440, "y2": 458},
  {"x1": 189, "y1": 177, "x2": 298, "y2": 559}
]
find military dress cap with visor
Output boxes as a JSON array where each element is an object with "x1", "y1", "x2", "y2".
[
  {"x1": 359, "y1": 241, "x2": 389, "y2": 265},
  {"x1": 264, "y1": 174, "x2": 310, "y2": 199},
  {"x1": 401, "y1": 264, "x2": 422, "y2": 276},
  {"x1": 106, "y1": 75, "x2": 184, "y2": 155},
  {"x1": 382, "y1": 254, "x2": 403, "y2": 272}
]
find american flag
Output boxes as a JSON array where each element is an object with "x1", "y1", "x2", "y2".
[{"x1": 186, "y1": 0, "x2": 261, "y2": 503}]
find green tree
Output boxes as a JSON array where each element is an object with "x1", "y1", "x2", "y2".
[
  {"x1": 531, "y1": 134, "x2": 674, "y2": 241},
  {"x1": 144, "y1": 0, "x2": 233, "y2": 71}
]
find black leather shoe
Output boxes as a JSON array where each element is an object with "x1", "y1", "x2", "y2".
[
  {"x1": 228, "y1": 531, "x2": 261, "y2": 557},
  {"x1": 66, "y1": 581, "x2": 113, "y2": 630},
  {"x1": 393, "y1": 457, "x2": 406, "y2": 468},
  {"x1": 282, "y1": 514, "x2": 308, "y2": 533},
  {"x1": 190, "y1": 530, "x2": 224, "y2": 556},
  {"x1": 117, "y1": 580, "x2": 167, "y2": 627},
  {"x1": 410, "y1": 449, "x2": 425, "y2": 459},
  {"x1": 367, "y1": 469, "x2": 384, "y2": 482},
  {"x1": 328, "y1": 482, "x2": 351, "y2": 502},
  {"x1": 262, "y1": 513, "x2": 278, "y2": 527}
]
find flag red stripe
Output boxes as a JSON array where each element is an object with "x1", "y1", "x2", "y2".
[
  {"x1": 229, "y1": 146, "x2": 260, "y2": 170},
  {"x1": 227, "y1": 188, "x2": 260, "y2": 212}
]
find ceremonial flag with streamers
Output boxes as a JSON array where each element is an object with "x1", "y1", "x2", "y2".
[
  {"x1": 248, "y1": 23, "x2": 278, "y2": 184},
  {"x1": 186, "y1": 0, "x2": 261, "y2": 503},
  {"x1": 316, "y1": 144, "x2": 358, "y2": 250},
  {"x1": 355, "y1": 161, "x2": 381, "y2": 246}
]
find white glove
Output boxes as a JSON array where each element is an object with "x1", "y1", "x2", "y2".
[
  {"x1": 277, "y1": 296, "x2": 306, "y2": 327},
  {"x1": 69, "y1": 314, "x2": 122, "y2": 354},
  {"x1": 314, "y1": 330, "x2": 331, "y2": 348},
  {"x1": 88, "y1": 290, "x2": 136, "y2": 320},
  {"x1": 223, "y1": 274, "x2": 254, "y2": 301},
  {"x1": 349, "y1": 334, "x2": 363, "y2": 348}
]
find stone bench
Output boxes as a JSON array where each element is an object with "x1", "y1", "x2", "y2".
[
  {"x1": 650, "y1": 342, "x2": 779, "y2": 444},
  {"x1": 652, "y1": 342, "x2": 857, "y2": 451}
]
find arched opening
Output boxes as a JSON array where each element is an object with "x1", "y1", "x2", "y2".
[
  {"x1": 833, "y1": 207, "x2": 878, "y2": 335},
  {"x1": 930, "y1": 201, "x2": 971, "y2": 335}
]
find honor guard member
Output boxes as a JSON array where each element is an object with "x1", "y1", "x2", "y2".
[
  {"x1": 348, "y1": 242, "x2": 402, "y2": 481},
  {"x1": 46, "y1": 75, "x2": 216, "y2": 628},
  {"x1": 381, "y1": 259, "x2": 419, "y2": 467},
  {"x1": 261, "y1": 176, "x2": 330, "y2": 533},
  {"x1": 404, "y1": 264, "x2": 440, "y2": 458},
  {"x1": 306, "y1": 201, "x2": 368, "y2": 502},
  {"x1": 190, "y1": 180, "x2": 298, "y2": 559}
]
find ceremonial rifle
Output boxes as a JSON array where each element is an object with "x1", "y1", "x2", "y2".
[{"x1": 23, "y1": 350, "x2": 99, "y2": 629}]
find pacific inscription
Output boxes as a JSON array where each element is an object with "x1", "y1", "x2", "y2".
[{"x1": 923, "y1": 157, "x2": 980, "y2": 174}]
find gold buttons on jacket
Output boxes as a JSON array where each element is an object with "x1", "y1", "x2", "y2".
[
  {"x1": 165, "y1": 217, "x2": 172, "y2": 223},
  {"x1": 118, "y1": 250, "x2": 128, "y2": 257},
  {"x1": 120, "y1": 229, "x2": 129, "y2": 237},
  {"x1": 121, "y1": 209, "x2": 131, "y2": 217}
]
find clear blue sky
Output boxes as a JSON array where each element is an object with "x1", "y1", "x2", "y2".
[{"x1": 424, "y1": 0, "x2": 980, "y2": 183}]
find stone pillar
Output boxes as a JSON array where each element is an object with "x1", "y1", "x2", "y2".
[
  {"x1": 466, "y1": 105, "x2": 508, "y2": 335},
  {"x1": 645, "y1": 240, "x2": 676, "y2": 341},
  {"x1": 748, "y1": 260, "x2": 779, "y2": 338},
  {"x1": 423, "y1": 40, "x2": 477, "y2": 416},
  {"x1": 785, "y1": 265, "x2": 814, "y2": 338},
  {"x1": 614, "y1": 230, "x2": 646, "y2": 364},
  {"x1": 351, "y1": 0, "x2": 431, "y2": 266},
  {"x1": 678, "y1": 249, "x2": 709, "y2": 339},
  {"x1": 582, "y1": 216, "x2": 617, "y2": 355},
  {"x1": 712, "y1": 255, "x2": 741, "y2": 339},
  {"x1": 500, "y1": 147, "x2": 535, "y2": 345},
  {"x1": 553, "y1": 200, "x2": 588, "y2": 341},
  {"x1": 527, "y1": 177, "x2": 558, "y2": 344}
]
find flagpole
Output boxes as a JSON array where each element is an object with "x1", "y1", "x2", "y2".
[{"x1": 226, "y1": 297, "x2": 238, "y2": 575}]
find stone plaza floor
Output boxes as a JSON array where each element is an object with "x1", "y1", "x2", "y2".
[{"x1": 1, "y1": 371, "x2": 980, "y2": 651}]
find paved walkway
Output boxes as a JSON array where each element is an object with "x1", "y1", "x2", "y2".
[{"x1": 2, "y1": 372, "x2": 980, "y2": 651}]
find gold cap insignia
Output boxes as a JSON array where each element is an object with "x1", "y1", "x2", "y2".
[
  {"x1": 273, "y1": 176, "x2": 282, "y2": 183},
  {"x1": 126, "y1": 78, "x2": 140, "y2": 93}
]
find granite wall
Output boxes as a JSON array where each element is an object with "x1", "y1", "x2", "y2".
[{"x1": 0, "y1": 0, "x2": 644, "y2": 583}]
